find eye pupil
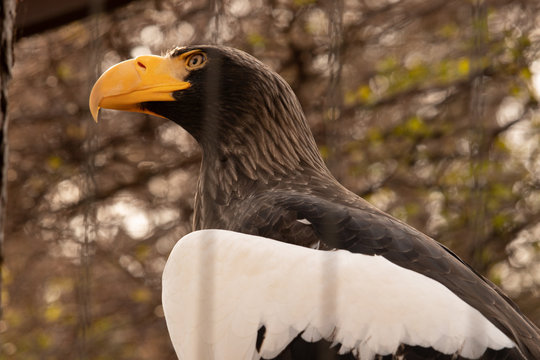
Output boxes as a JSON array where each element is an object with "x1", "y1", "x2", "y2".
[{"x1": 188, "y1": 54, "x2": 205, "y2": 68}]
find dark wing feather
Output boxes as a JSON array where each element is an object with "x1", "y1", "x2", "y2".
[{"x1": 227, "y1": 190, "x2": 539, "y2": 359}]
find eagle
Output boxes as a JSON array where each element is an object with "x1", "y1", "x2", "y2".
[{"x1": 89, "y1": 45, "x2": 540, "y2": 359}]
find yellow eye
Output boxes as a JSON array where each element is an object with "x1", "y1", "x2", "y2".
[{"x1": 185, "y1": 53, "x2": 207, "y2": 69}]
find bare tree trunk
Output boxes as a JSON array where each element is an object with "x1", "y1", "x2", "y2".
[{"x1": 0, "y1": 0, "x2": 16, "y2": 319}]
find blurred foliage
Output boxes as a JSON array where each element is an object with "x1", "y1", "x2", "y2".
[{"x1": 3, "y1": 0, "x2": 540, "y2": 358}]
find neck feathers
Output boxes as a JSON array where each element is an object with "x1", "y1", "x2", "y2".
[
  {"x1": 192, "y1": 59, "x2": 332, "y2": 228},
  {"x1": 202, "y1": 71, "x2": 329, "y2": 182}
]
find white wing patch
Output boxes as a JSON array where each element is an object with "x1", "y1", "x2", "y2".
[
  {"x1": 162, "y1": 230, "x2": 515, "y2": 360},
  {"x1": 296, "y1": 218, "x2": 311, "y2": 225}
]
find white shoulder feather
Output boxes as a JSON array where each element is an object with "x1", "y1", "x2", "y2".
[{"x1": 162, "y1": 229, "x2": 515, "y2": 360}]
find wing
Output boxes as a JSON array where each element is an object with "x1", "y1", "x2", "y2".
[
  {"x1": 226, "y1": 190, "x2": 539, "y2": 359},
  {"x1": 163, "y1": 230, "x2": 520, "y2": 360}
]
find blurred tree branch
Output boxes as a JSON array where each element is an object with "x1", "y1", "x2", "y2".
[{"x1": 0, "y1": 0, "x2": 16, "y2": 319}]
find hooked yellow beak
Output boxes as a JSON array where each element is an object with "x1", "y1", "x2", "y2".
[{"x1": 89, "y1": 55, "x2": 191, "y2": 122}]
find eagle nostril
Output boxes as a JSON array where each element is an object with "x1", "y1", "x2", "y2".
[{"x1": 137, "y1": 61, "x2": 146, "y2": 70}]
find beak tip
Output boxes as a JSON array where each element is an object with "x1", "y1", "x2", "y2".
[
  {"x1": 89, "y1": 88, "x2": 101, "y2": 123},
  {"x1": 91, "y1": 107, "x2": 100, "y2": 123}
]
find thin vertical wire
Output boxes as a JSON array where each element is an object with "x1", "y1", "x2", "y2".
[
  {"x1": 468, "y1": 0, "x2": 488, "y2": 266},
  {"x1": 78, "y1": 121, "x2": 98, "y2": 360},
  {"x1": 323, "y1": 2, "x2": 343, "y2": 359},
  {"x1": 326, "y1": 0, "x2": 344, "y2": 168},
  {"x1": 210, "y1": 0, "x2": 223, "y2": 45},
  {"x1": 327, "y1": 0, "x2": 344, "y2": 127},
  {"x1": 196, "y1": 0, "x2": 223, "y2": 356},
  {"x1": 76, "y1": 1, "x2": 103, "y2": 358}
]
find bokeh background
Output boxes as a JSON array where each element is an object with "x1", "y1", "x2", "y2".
[{"x1": 2, "y1": 0, "x2": 540, "y2": 358}]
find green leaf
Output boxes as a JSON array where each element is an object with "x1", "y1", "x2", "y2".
[
  {"x1": 131, "y1": 288, "x2": 152, "y2": 303},
  {"x1": 457, "y1": 58, "x2": 470, "y2": 76},
  {"x1": 44, "y1": 305, "x2": 62, "y2": 322},
  {"x1": 247, "y1": 33, "x2": 266, "y2": 48},
  {"x1": 47, "y1": 155, "x2": 62, "y2": 170}
]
